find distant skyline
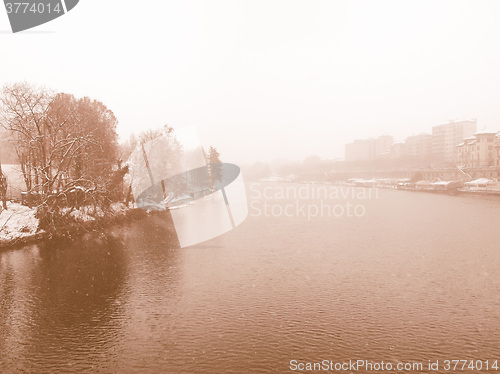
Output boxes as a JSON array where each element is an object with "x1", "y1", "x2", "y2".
[{"x1": 2, "y1": 1, "x2": 500, "y2": 164}]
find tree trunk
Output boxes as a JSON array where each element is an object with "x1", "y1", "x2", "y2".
[{"x1": 0, "y1": 161, "x2": 7, "y2": 210}]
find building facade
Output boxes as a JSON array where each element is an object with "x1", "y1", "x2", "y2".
[
  {"x1": 389, "y1": 142, "x2": 406, "y2": 160},
  {"x1": 432, "y1": 120, "x2": 477, "y2": 164},
  {"x1": 345, "y1": 136, "x2": 394, "y2": 162},
  {"x1": 457, "y1": 131, "x2": 499, "y2": 168},
  {"x1": 374, "y1": 136, "x2": 393, "y2": 158},
  {"x1": 405, "y1": 133, "x2": 433, "y2": 159},
  {"x1": 345, "y1": 139, "x2": 373, "y2": 162},
  {"x1": 497, "y1": 137, "x2": 500, "y2": 167}
]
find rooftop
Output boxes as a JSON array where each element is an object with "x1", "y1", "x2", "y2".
[{"x1": 474, "y1": 130, "x2": 499, "y2": 135}]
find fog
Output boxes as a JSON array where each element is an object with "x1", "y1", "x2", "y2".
[{"x1": 2, "y1": 1, "x2": 500, "y2": 163}]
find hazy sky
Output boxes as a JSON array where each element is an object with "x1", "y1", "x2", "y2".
[{"x1": 1, "y1": 1, "x2": 500, "y2": 163}]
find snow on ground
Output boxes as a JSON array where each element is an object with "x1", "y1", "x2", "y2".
[
  {"x1": 0, "y1": 202, "x2": 131, "y2": 245},
  {"x1": 110, "y1": 202, "x2": 128, "y2": 216},
  {"x1": 0, "y1": 202, "x2": 39, "y2": 242},
  {"x1": 66, "y1": 203, "x2": 129, "y2": 222},
  {"x1": 69, "y1": 207, "x2": 96, "y2": 222}
]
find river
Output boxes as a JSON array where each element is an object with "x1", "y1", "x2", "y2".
[{"x1": 1, "y1": 183, "x2": 500, "y2": 373}]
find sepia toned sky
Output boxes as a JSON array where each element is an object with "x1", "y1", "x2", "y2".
[{"x1": 1, "y1": 0, "x2": 500, "y2": 163}]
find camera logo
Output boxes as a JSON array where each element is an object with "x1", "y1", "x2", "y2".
[
  {"x1": 3, "y1": 0, "x2": 79, "y2": 33},
  {"x1": 128, "y1": 127, "x2": 248, "y2": 248}
]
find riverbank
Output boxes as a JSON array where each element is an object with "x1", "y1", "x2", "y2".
[
  {"x1": 341, "y1": 177, "x2": 500, "y2": 196},
  {"x1": 0, "y1": 202, "x2": 148, "y2": 250}
]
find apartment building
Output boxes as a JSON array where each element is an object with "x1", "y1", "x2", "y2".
[
  {"x1": 432, "y1": 120, "x2": 477, "y2": 164},
  {"x1": 405, "y1": 133, "x2": 433, "y2": 159},
  {"x1": 345, "y1": 136, "x2": 394, "y2": 162}
]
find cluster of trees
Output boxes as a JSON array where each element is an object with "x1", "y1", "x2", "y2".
[
  {"x1": 124, "y1": 124, "x2": 224, "y2": 209},
  {"x1": 0, "y1": 83, "x2": 122, "y2": 230},
  {"x1": 0, "y1": 82, "x2": 226, "y2": 233}
]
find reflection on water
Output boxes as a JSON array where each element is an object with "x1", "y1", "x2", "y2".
[
  {"x1": 0, "y1": 236, "x2": 128, "y2": 372},
  {"x1": 1, "y1": 184, "x2": 500, "y2": 373}
]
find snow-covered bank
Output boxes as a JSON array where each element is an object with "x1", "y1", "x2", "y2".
[
  {"x1": 0, "y1": 202, "x2": 132, "y2": 248},
  {"x1": 0, "y1": 202, "x2": 39, "y2": 244}
]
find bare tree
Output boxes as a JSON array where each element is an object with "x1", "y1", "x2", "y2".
[
  {"x1": 0, "y1": 83, "x2": 120, "y2": 232},
  {"x1": 2, "y1": 85, "x2": 80, "y2": 198},
  {"x1": 127, "y1": 124, "x2": 185, "y2": 207}
]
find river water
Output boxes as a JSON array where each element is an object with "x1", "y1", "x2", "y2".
[{"x1": 1, "y1": 183, "x2": 500, "y2": 373}]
